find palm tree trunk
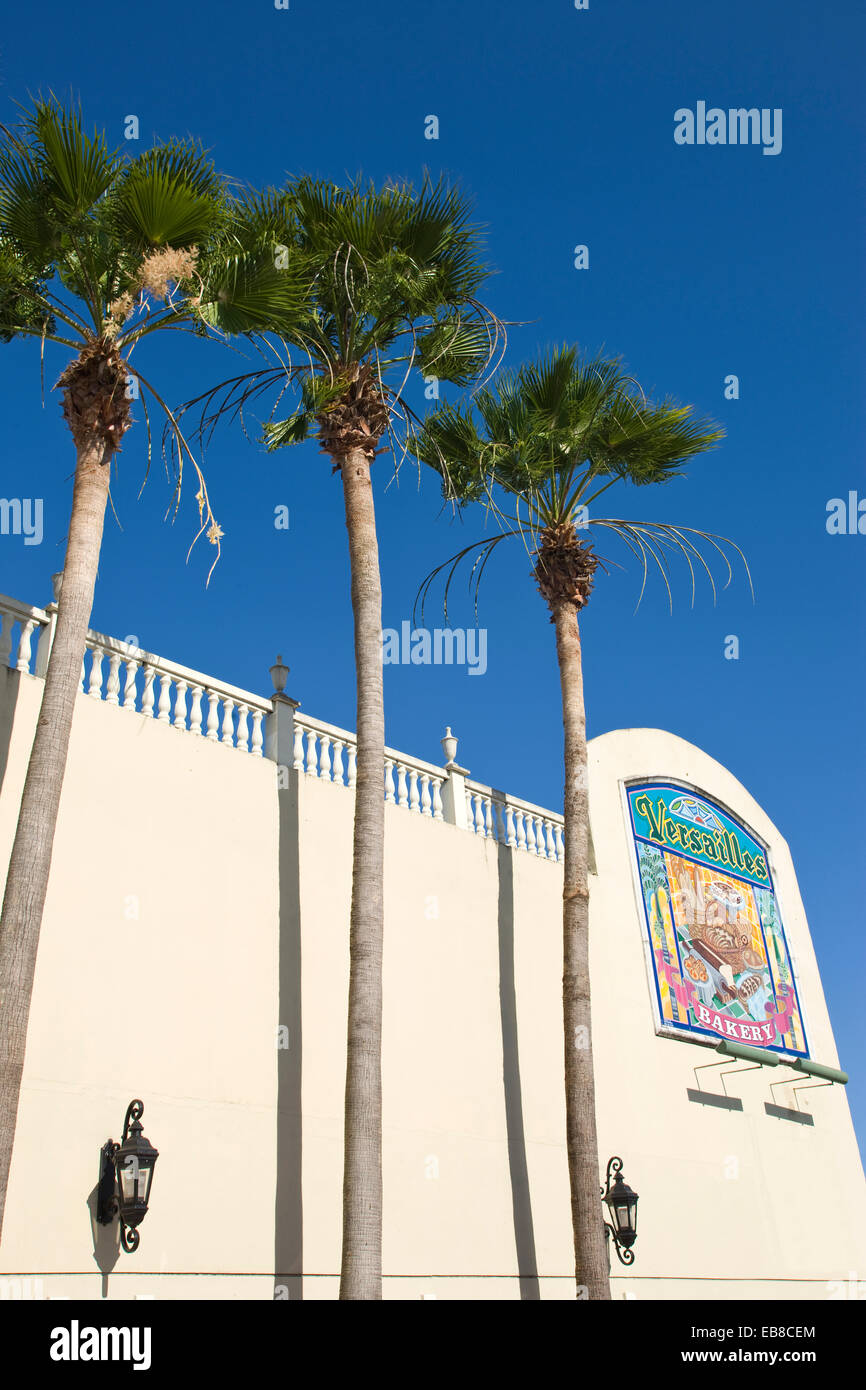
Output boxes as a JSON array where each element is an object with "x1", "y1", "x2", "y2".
[
  {"x1": 0, "y1": 437, "x2": 111, "y2": 1242},
  {"x1": 552, "y1": 600, "x2": 611, "y2": 1300},
  {"x1": 338, "y1": 445, "x2": 384, "y2": 1300}
]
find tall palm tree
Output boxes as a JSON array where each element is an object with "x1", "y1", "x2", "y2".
[
  {"x1": 0, "y1": 99, "x2": 305, "y2": 1240},
  {"x1": 413, "y1": 346, "x2": 749, "y2": 1299},
  {"x1": 182, "y1": 177, "x2": 501, "y2": 1298}
]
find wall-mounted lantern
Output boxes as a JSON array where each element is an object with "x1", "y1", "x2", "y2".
[
  {"x1": 602, "y1": 1156, "x2": 639, "y2": 1265},
  {"x1": 96, "y1": 1100, "x2": 159, "y2": 1253}
]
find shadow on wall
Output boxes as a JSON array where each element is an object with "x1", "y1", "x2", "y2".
[
  {"x1": 497, "y1": 833, "x2": 541, "y2": 1300},
  {"x1": 274, "y1": 773, "x2": 303, "y2": 1300},
  {"x1": 86, "y1": 1183, "x2": 121, "y2": 1298},
  {"x1": 271, "y1": 777, "x2": 540, "y2": 1299},
  {"x1": 0, "y1": 667, "x2": 21, "y2": 799}
]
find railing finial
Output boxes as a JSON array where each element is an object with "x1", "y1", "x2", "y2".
[{"x1": 270, "y1": 654, "x2": 290, "y2": 696}]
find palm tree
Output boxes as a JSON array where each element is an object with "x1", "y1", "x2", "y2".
[
  {"x1": 0, "y1": 99, "x2": 304, "y2": 1240},
  {"x1": 181, "y1": 177, "x2": 501, "y2": 1298},
  {"x1": 413, "y1": 346, "x2": 749, "y2": 1299}
]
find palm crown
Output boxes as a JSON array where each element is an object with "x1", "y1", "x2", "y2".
[
  {"x1": 181, "y1": 174, "x2": 500, "y2": 463},
  {"x1": 0, "y1": 98, "x2": 310, "y2": 554},
  {"x1": 413, "y1": 345, "x2": 747, "y2": 614}
]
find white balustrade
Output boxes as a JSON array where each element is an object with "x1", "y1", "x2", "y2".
[
  {"x1": 1, "y1": 589, "x2": 567, "y2": 847},
  {"x1": 71, "y1": 630, "x2": 272, "y2": 757},
  {"x1": 0, "y1": 597, "x2": 49, "y2": 673}
]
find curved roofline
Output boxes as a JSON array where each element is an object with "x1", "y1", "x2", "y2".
[{"x1": 586, "y1": 726, "x2": 790, "y2": 853}]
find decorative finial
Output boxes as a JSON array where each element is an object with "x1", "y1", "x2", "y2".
[
  {"x1": 270, "y1": 654, "x2": 290, "y2": 695},
  {"x1": 441, "y1": 726, "x2": 459, "y2": 768}
]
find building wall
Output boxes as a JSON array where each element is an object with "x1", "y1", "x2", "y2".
[
  {"x1": 0, "y1": 668, "x2": 280, "y2": 1300},
  {"x1": 0, "y1": 668, "x2": 863, "y2": 1299}
]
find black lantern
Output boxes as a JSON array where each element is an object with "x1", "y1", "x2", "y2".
[
  {"x1": 602, "y1": 1156, "x2": 639, "y2": 1265},
  {"x1": 96, "y1": 1100, "x2": 159, "y2": 1253}
]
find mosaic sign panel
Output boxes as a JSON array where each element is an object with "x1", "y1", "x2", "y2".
[{"x1": 627, "y1": 784, "x2": 808, "y2": 1056}]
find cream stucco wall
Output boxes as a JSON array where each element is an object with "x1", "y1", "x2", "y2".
[
  {"x1": 0, "y1": 668, "x2": 280, "y2": 1300},
  {"x1": 0, "y1": 667, "x2": 863, "y2": 1300}
]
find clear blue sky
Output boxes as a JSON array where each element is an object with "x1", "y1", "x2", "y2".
[{"x1": 1, "y1": 1, "x2": 864, "y2": 1154}]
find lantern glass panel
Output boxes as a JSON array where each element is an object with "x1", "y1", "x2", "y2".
[
  {"x1": 118, "y1": 1157, "x2": 140, "y2": 1204},
  {"x1": 137, "y1": 1163, "x2": 154, "y2": 1205}
]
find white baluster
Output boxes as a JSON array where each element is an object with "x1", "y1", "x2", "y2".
[
  {"x1": 292, "y1": 724, "x2": 304, "y2": 771},
  {"x1": 396, "y1": 762, "x2": 409, "y2": 808},
  {"x1": 554, "y1": 824, "x2": 565, "y2": 860},
  {"x1": 384, "y1": 758, "x2": 395, "y2": 803},
  {"x1": 516, "y1": 812, "x2": 527, "y2": 851},
  {"x1": 305, "y1": 729, "x2": 318, "y2": 776},
  {"x1": 432, "y1": 777, "x2": 444, "y2": 821},
  {"x1": 141, "y1": 665, "x2": 156, "y2": 716},
  {"x1": 483, "y1": 796, "x2": 494, "y2": 838},
  {"x1": 122, "y1": 658, "x2": 139, "y2": 710},
  {"x1": 88, "y1": 645, "x2": 104, "y2": 699},
  {"x1": 465, "y1": 788, "x2": 475, "y2": 829},
  {"x1": 189, "y1": 684, "x2": 203, "y2": 735},
  {"x1": 221, "y1": 697, "x2": 236, "y2": 745},
  {"x1": 347, "y1": 744, "x2": 357, "y2": 789},
  {"x1": 420, "y1": 774, "x2": 432, "y2": 817},
  {"x1": 174, "y1": 680, "x2": 189, "y2": 730},
  {"x1": 408, "y1": 768, "x2": 420, "y2": 813},
  {"x1": 250, "y1": 709, "x2": 264, "y2": 757},
  {"x1": 544, "y1": 820, "x2": 557, "y2": 861},
  {"x1": 236, "y1": 703, "x2": 250, "y2": 752},
  {"x1": 505, "y1": 805, "x2": 517, "y2": 848},
  {"x1": 332, "y1": 739, "x2": 345, "y2": 785},
  {"x1": 105, "y1": 651, "x2": 122, "y2": 704},
  {"x1": 318, "y1": 733, "x2": 332, "y2": 781},
  {"x1": 493, "y1": 800, "x2": 506, "y2": 843},
  {"x1": 205, "y1": 690, "x2": 220, "y2": 740},
  {"x1": 532, "y1": 815, "x2": 544, "y2": 856},
  {"x1": 0, "y1": 612, "x2": 13, "y2": 666},
  {"x1": 157, "y1": 672, "x2": 172, "y2": 722},
  {"x1": 16, "y1": 617, "x2": 37, "y2": 673}
]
